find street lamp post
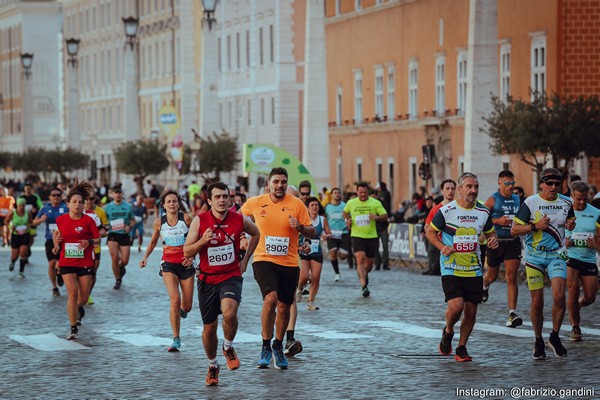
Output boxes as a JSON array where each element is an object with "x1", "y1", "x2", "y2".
[
  {"x1": 199, "y1": 0, "x2": 219, "y2": 141},
  {"x1": 20, "y1": 53, "x2": 34, "y2": 150},
  {"x1": 123, "y1": 16, "x2": 141, "y2": 146},
  {"x1": 202, "y1": 0, "x2": 217, "y2": 30},
  {"x1": 65, "y1": 38, "x2": 81, "y2": 150}
]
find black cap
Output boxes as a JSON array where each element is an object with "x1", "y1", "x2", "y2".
[{"x1": 540, "y1": 168, "x2": 562, "y2": 182}]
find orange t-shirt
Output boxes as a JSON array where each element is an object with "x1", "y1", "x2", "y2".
[
  {"x1": 0, "y1": 196, "x2": 15, "y2": 218},
  {"x1": 241, "y1": 193, "x2": 311, "y2": 267}
]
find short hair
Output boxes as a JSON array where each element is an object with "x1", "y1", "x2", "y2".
[
  {"x1": 570, "y1": 181, "x2": 590, "y2": 195},
  {"x1": 440, "y1": 179, "x2": 456, "y2": 190},
  {"x1": 457, "y1": 172, "x2": 478, "y2": 186},
  {"x1": 299, "y1": 180, "x2": 311, "y2": 191},
  {"x1": 356, "y1": 182, "x2": 369, "y2": 190},
  {"x1": 378, "y1": 182, "x2": 387, "y2": 190},
  {"x1": 498, "y1": 170, "x2": 514, "y2": 179},
  {"x1": 331, "y1": 187, "x2": 341, "y2": 194},
  {"x1": 268, "y1": 167, "x2": 288, "y2": 180},
  {"x1": 208, "y1": 182, "x2": 229, "y2": 198}
]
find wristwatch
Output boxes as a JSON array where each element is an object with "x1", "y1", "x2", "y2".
[{"x1": 88, "y1": 239, "x2": 94, "y2": 246}]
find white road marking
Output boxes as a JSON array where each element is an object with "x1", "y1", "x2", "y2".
[
  {"x1": 356, "y1": 320, "x2": 441, "y2": 338},
  {"x1": 298, "y1": 322, "x2": 373, "y2": 339},
  {"x1": 9, "y1": 333, "x2": 90, "y2": 351},
  {"x1": 102, "y1": 333, "x2": 172, "y2": 347},
  {"x1": 474, "y1": 323, "x2": 533, "y2": 338},
  {"x1": 522, "y1": 321, "x2": 600, "y2": 336}
]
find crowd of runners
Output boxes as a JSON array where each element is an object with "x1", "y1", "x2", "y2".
[{"x1": 3, "y1": 164, "x2": 600, "y2": 384}]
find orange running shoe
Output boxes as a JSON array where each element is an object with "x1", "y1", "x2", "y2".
[
  {"x1": 205, "y1": 366, "x2": 219, "y2": 386},
  {"x1": 223, "y1": 346, "x2": 241, "y2": 370}
]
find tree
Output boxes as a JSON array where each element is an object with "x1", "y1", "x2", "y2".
[
  {"x1": 113, "y1": 140, "x2": 170, "y2": 195},
  {"x1": 483, "y1": 92, "x2": 600, "y2": 177},
  {"x1": 195, "y1": 131, "x2": 240, "y2": 181},
  {"x1": 12, "y1": 147, "x2": 89, "y2": 182}
]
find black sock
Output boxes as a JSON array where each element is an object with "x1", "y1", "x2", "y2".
[
  {"x1": 262, "y1": 339, "x2": 271, "y2": 348},
  {"x1": 19, "y1": 258, "x2": 26, "y2": 272},
  {"x1": 286, "y1": 330, "x2": 295, "y2": 342},
  {"x1": 551, "y1": 330, "x2": 558, "y2": 337},
  {"x1": 331, "y1": 259, "x2": 340, "y2": 274},
  {"x1": 272, "y1": 339, "x2": 283, "y2": 349}
]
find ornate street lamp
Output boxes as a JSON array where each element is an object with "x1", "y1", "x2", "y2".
[
  {"x1": 20, "y1": 53, "x2": 33, "y2": 79},
  {"x1": 202, "y1": 0, "x2": 217, "y2": 31},
  {"x1": 122, "y1": 16, "x2": 139, "y2": 50},
  {"x1": 65, "y1": 38, "x2": 80, "y2": 67}
]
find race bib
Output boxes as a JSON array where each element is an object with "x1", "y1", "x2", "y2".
[
  {"x1": 15, "y1": 225, "x2": 28, "y2": 235},
  {"x1": 134, "y1": 216, "x2": 142, "y2": 223},
  {"x1": 453, "y1": 235, "x2": 478, "y2": 253},
  {"x1": 25, "y1": 204, "x2": 33, "y2": 213},
  {"x1": 265, "y1": 236, "x2": 290, "y2": 256},
  {"x1": 49, "y1": 223, "x2": 58, "y2": 233},
  {"x1": 355, "y1": 215, "x2": 370, "y2": 227},
  {"x1": 331, "y1": 229, "x2": 343, "y2": 239},
  {"x1": 110, "y1": 218, "x2": 125, "y2": 231},
  {"x1": 571, "y1": 232, "x2": 593, "y2": 248},
  {"x1": 0, "y1": 208, "x2": 8, "y2": 216},
  {"x1": 65, "y1": 243, "x2": 84, "y2": 258},
  {"x1": 310, "y1": 240, "x2": 320, "y2": 254},
  {"x1": 207, "y1": 243, "x2": 235, "y2": 266}
]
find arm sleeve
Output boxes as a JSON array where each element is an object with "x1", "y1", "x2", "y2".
[
  {"x1": 430, "y1": 209, "x2": 445, "y2": 232},
  {"x1": 513, "y1": 201, "x2": 531, "y2": 225},
  {"x1": 483, "y1": 213, "x2": 495, "y2": 233}
]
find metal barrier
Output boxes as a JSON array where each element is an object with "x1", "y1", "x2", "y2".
[{"x1": 387, "y1": 223, "x2": 428, "y2": 265}]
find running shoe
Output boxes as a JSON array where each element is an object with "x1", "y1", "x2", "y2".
[
  {"x1": 481, "y1": 287, "x2": 489, "y2": 303},
  {"x1": 57, "y1": 274, "x2": 64, "y2": 287},
  {"x1": 362, "y1": 286, "x2": 370, "y2": 297},
  {"x1": 205, "y1": 366, "x2": 219, "y2": 386},
  {"x1": 439, "y1": 327, "x2": 454, "y2": 356},
  {"x1": 257, "y1": 346, "x2": 272, "y2": 368},
  {"x1": 180, "y1": 309, "x2": 188, "y2": 319},
  {"x1": 8, "y1": 261, "x2": 14, "y2": 271},
  {"x1": 76, "y1": 306, "x2": 85, "y2": 326},
  {"x1": 222, "y1": 345, "x2": 241, "y2": 370},
  {"x1": 302, "y1": 288, "x2": 309, "y2": 296},
  {"x1": 272, "y1": 346, "x2": 288, "y2": 369},
  {"x1": 87, "y1": 295, "x2": 94, "y2": 305},
  {"x1": 66, "y1": 326, "x2": 78, "y2": 340},
  {"x1": 307, "y1": 301, "x2": 320, "y2": 311},
  {"x1": 334, "y1": 273, "x2": 341, "y2": 282},
  {"x1": 454, "y1": 345, "x2": 472, "y2": 362},
  {"x1": 52, "y1": 288, "x2": 60, "y2": 297},
  {"x1": 532, "y1": 338, "x2": 546, "y2": 360},
  {"x1": 284, "y1": 339, "x2": 303, "y2": 357},
  {"x1": 113, "y1": 279, "x2": 122, "y2": 290},
  {"x1": 506, "y1": 312, "x2": 523, "y2": 328},
  {"x1": 18, "y1": 271, "x2": 25, "y2": 279},
  {"x1": 138, "y1": 245, "x2": 142, "y2": 253},
  {"x1": 119, "y1": 265, "x2": 127, "y2": 279},
  {"x1": 570, "y1": 326, "x2": 582, "y2": 342},
  {"x1": 548, "y1": 332, "x2": 567, "y2": 357},
  {"x1": 295, "y1": 288, "x2": 302, "y2": 303},
  {"x1": 168, "y1": 337, "x2": 181, "y2": 352}
]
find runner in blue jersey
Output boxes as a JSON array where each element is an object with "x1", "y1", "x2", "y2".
[
  {"x1": 325, "y1": 187, "x2": 353, "y2": 280},
  {"x1": 565, "y1": 181, "x2": 600, "y2": 341},
  {"x1": 130, "y1": 194, "x2": 148, "y2": 253},
  {"x1": 481, "y1": 170, "x2": 523, "y2": 328},
  {"x1": 512, "y1": 168, "x2": 576, "y2": 359},
  {"x1": 104, "y1": 186, "x2": 136, "y2": 289},
  {"x1": 33, "y1": 187, "x2": 67, "y2": 296},
  {"x1": 427, "y1": 172, "x2": 498, "y2": 362}
]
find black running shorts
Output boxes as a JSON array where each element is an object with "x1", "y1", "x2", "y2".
[
  {"x1": 351, "y1": 237, "x2": 379, "y2": 259},
  {"x1": 10, "y1": 233, "x2": 30, "y2": 249},
  {"x1": 486, "y1": 238, "x2": 522, "y2": 267},
  {"x1": 107, "y1": 233, "x2": 131, "y2": 246},
  {"x1": 59, "y1": 266, "x2": 94, "y2": 276},
  {"x1": 198, "y1": 276, "x2": 243, "y2": 324},
  {"x1": 252, "y1": 261, "x2": 300, "y2": 306},
  {"x1": 159, "y1": 261, "x2": 196, "y2": 280},
  {"x1": 567, "y1": 258, "x2": 598, "y2": 276},
  {"x1": 442, "y1": 275, "x2": 484, "y2": 304},
  {"x1": 45, "y1": 239, "x2": 60, "y2": 262}
]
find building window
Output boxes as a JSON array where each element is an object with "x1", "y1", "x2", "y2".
[
  {"x1": 336, "y1": 0, "x2": 341, "y2": 15},
  {"x1": 356, "y1": 0, "x2": 362, "y2": 11},
  {"x1": 259, "y1": 27, "x2": 264, "y2": 65},
  {"x1": 531, "y1": 35, "x2": 546, "y2": 98},
  {"x1": 261, "y1": 98, "x2": 265, "y2": 125},
  {"x1": 269, "y1": 25, "x2": 274, "y2": 63},
  {"x1": 247, "y1": 99, "x2": 252, "y2": 126},
  {"x1": 228, "y1": 102, "x2": 232, "y2": 128},
  {"x1": 354, "y1": 70, "x2": 363, "y2": 124},
  {"x1": 227, "y1": 35, "x2": 231, "y2": 71},
  {"x1": 435, "y1": 56, "x2": 445, "y2": 116},
  {"x1": 500, "y1": 43, "x2": 511, "y2": 101},
  {"x1": 217, "y1": 37, "x2": 222, "y2": 72},
  {"x1": 236, "y1": 32, "x2": 240, "y2": 69},
  {"x1": 456, "y1": 51, "x2": 467, "y2": 116},
  {"x1": 377, "y1": 160, "x2": 383, "y2": 183},
  {"x1": 408, "y1": 60, "x2": 418, "y2": 119},
  {"x1": 219, "y1": 103, "x2": 223, "y2": 127},
  {"x1": 357, "y1": 159, "x2": 363, "y2": 182},
  {"x1": 246, "y1": 30, "x2": 250, "y2": 67},
  {"x1": 374, "y1": 67, "x2": 384, "y2": 118},
  {"x1": 271, "y1": 97, "x2": 275, "y2": 124},
  {"x1": 387, "y1": 65, "x2": 395, "y2": 120},
  {"x1": 336, "y1": 86, "x2": 342, "y2": 126},
  {"x1": 388, "y1": 159, "x2": 395, "y2": 201}
]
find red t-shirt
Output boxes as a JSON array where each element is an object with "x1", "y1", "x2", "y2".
[
  {"x1": 56, "y1": 213, "x2": 99, "y2": 267},
  {"x1": 198, "y1": 210, "x2": 244, "y2": 285}
]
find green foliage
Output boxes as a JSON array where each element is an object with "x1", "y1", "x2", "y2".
[
  {"x1": 196, "y1": 131, "x2": 240, "y2": 181},
  {"x1": 113, "y1": 140, "x2": 170, "y2": 193},
  {"x1": 0, "y1": 152, "x2": 14, "y2": 169},
  {"x1": 483, "y1": 92, "x2": 600, "y2": 176},
  {"x1": 11, "y1": 147, "x2": 89, "y2": 182}
]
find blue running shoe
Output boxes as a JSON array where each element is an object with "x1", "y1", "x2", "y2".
[
  {"x1": 168, "y1": 337, "x2": 181, "y2": 352},
  {"x1": 272, "y1": 346, "x2": 288, "y2": 369},
  {"x1": 256, "y1": 346, "x2": 272, "y2": 368}
]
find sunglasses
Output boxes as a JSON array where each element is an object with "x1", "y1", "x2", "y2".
[
  {"x1": 50, "y1": 193, "x2": 62, "y2": 197},
  {"x1": 88, "y1": 197, "x2": 96, "y2": 200},
  {"x1": 544, "y1": 181, "x2": 562, "y2": 187},
  {"x1": 502, "y1": 181, "x2": 516, "y2": 186},
  {"x1": 300, "y1": 192, "x2": 310, "y2": 196}
]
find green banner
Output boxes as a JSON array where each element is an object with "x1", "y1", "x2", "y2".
[{"x1": 243, "y1": 144, "x2": 315, "y2": 190}]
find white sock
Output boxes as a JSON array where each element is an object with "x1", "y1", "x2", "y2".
[
  {"x1": 483, "y1": 284, "x2": 489, "y2": 290},
  {"x1": 208, "y1": 358, "x2": 218, "y2": 368},
  {"x1": 509, "y1": 309, "x2": 516, "y2": 315},
  {"x1": 223, "y1": 339, "x2": 233, "y2": 350}
]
